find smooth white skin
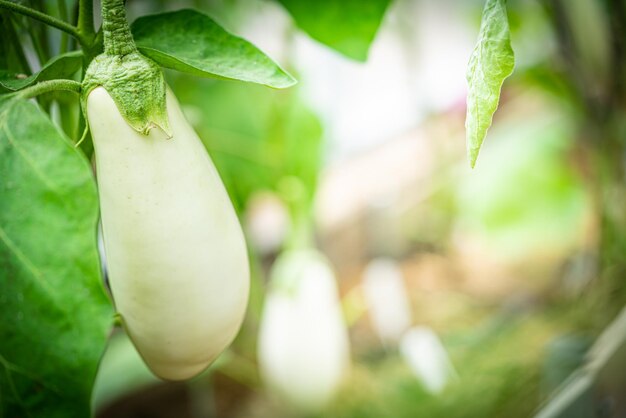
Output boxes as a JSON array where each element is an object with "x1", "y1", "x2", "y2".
[
  {"x1": 258, "y1": 250, "x2": 350, "y2": 411},
  {"x1": 88, "y1": 87, "x2": 250, "y2": 381}
]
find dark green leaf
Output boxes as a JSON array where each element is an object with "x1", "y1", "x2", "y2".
[
  {"x1": 0, "y1": 12, "x2": 29, "y2": 74},
  {"x1": 131, "y1": 9, "x2": 295, "y2": 89},
  {"x1": 0, "y1": 51, "x2": 83, "y2": 92},
  {"x1": 0, "y1": 14, "x2": 9, "y2": 71},
  {"x1": 0, "y1": 97, "x2": 113, "y2": 417},
  {"x1": 465, "y1": 0, "x2": 515, "y2": 168},
  {"x1": 276, "y1": 0, "x2": 391, "y2": 61}
]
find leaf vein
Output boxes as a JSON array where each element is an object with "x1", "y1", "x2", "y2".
[
  {"x1": 0, "y1": 225, "x2": 58, "y2": 301},
  {"x1": 2, "y1": 125, "x2": 59, "y2": 192}
]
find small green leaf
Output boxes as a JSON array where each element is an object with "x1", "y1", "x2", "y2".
[
  {"x1": 0, "y1": 97, "x2": 113, "y2": 417},
  {"x1": 465, "y1": 0, "x2": 515, "y2": 168},
  {"x1": 0, "y1": 51, "x2": 83, "y2": 92},
  {"x1": 131, "y1": 9, "x2": 296, "y2": 89},
  {"x1": 276, "y1": 0, "x2": 391, "y2": 61}
]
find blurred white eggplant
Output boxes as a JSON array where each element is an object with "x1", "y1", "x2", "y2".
[
  {"x1": 362, "y1": 258, "x2": 412, "y2": 345},
  {"x1": 258, "y1": 250, "x2": 350, "y2": 411},
  {"x1": 244, "y1": 192, "x2": 289, "y2": 256},
  {"x1": 400, "y1": 326, "x2": 457, "y2": 394}
]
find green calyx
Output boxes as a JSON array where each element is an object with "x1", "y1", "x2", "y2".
[
  {"x1": 80, "y1": 0, "x2": 171, "y2": 137},
  {"x1": 82, "y1": 52, "x2": 171, "y2": 136}
]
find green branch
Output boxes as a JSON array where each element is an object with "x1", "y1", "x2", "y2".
[
  {"x1": 0, "y1": 0, "x2": 87, "y2": 46},
  {"x1": 16, "y1": 80, "x2": 81, "y2": 99},
  {"x1": 101, "y1": 0, "x2": 137, "y2": 55},
  {"x1": 77, "y1": 0, "x2": 94, "y2": 39},
  {"x1": 57, "y1": 0, "x2": 69, "y2": 53}
]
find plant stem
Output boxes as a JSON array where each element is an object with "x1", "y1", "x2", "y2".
[
  {"x1": 57, "y1": 0, "x2": 69, "y2": 53},
  {"x1": 101, "y1": 0, "x2": 136, "y2": 56},
  {"x1": 33, "y1": 0, "x2": 51, "y2": 59},
  {"x1": 16, "y1": 79, "x2": 81, "y2": 99},
  {"x1": 77, "y1": 0, "x2": 94, "y2": 39},
  {"x1": 285, "y1": 192, "x2": 314, "y2": 251},
  {"x1": 0, "y1": 0, "x2": 87, "y2": 46}
]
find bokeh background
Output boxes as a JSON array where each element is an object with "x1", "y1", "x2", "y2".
[{"x1": 90, "y1": 0, "x2": 626, "y2": 417}]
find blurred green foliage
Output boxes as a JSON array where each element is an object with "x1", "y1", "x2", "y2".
[
  {"x1": 457, "y1": 111, "x2": 590, "y2": 261},
  {"x1": 168, "y1": 72, "x2": 323, "y2": 218}
]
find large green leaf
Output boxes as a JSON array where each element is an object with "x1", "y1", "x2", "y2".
[
  {"x1": 276, "y1": 0, "x2": 391, "y2": 61},
  {"x1": 465, "y1": 0, "x2": 515, "y2": 168},
  {"x1": 0, "y1": 97, "x2": 113, "y2": 417},
  {"x1": 0, "y1": 51, "x2": 83, "y2": 92},
  {"x1": 131, "y1": 9, "x2": 295, "y2": 89}
]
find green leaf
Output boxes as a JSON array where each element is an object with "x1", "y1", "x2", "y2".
[
  {"x1": 0, "y1": 51, "x2": 83, "y2": 92},
  {"x1": 0, "y1": 15, "x2": 9, "y2": 71},
  {"x1": 465, "y1": 0, "x2": 515, "y2": 168},
  {"x1": 0, "y1": 97, "x2": 113, "y2": 417},
  {"x1": 276, "y1": 0, "x2": 391, "y2": 61},
  {"x1": 131, "y1": 9, "x2": 296, "y2": 89}
]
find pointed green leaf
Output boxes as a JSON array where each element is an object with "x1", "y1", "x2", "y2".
[
  {"x1": 0, "y1": 97, "x2": 113, "y2": 417},
  {"x1": 0, "y1": 51, "x2": 83, "y2": 92},
  {"x1": 131, "y1": 9, "x2": 296, "y2": 89},
  {"x1": 276, "y1": 0, "x2": 391, "y2": 61},
  {"x1": 465, "y1": 0, "x2": 515, "y2": 168}
]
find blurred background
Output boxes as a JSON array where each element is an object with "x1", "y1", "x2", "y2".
[{"x1": 89, "y1": 0, "x2": 626, "y2": 417}]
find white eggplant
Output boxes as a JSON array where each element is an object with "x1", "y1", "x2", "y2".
[
  {"x1": 362, "y1": 258, "x2": 412, "y2": 345},
  {"x1": 88, "y1": 86, "x2": 250, "y2": 381},
  {"x1": 399, "y1": 326, "x2": 457, "y2": 394},
  {"x1": 257, "y1": 250, "x2": 350, "y2": 411}
]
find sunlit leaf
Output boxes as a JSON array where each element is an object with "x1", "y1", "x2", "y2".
[
  {"x1": 465, "y1": 0, "x2": 515, "y2": 168},
  {"x1": 0, "y1": 97, "x2": 113, "y2": 417},
  {"x1": 131, "y1": 9, "x2": 296, "y2": 89},
  {"x1": 0, "y1": 51, "x2": 83, "y2": 92},
  {"x1": 276, "y1": 0, "x2": 391, "y2": 61}
]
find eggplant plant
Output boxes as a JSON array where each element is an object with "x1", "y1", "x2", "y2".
[
  {"x1": 0, "y1": 0, "x2": 392, "y2": 415},
  {"x1": 258, "y1": 249, "x2": 351, "y2": 412},
  {"x1": 3, "y1": 0, "x2": 625, "y2": 416}
]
